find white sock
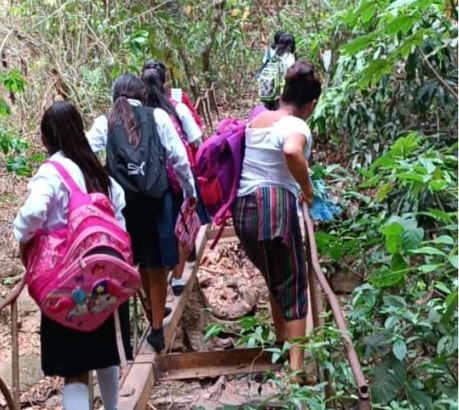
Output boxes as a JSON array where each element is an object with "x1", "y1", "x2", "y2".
[
  {"x1": 96, "y1": 366, "x2": 119, "y2": 410},
  {"x1": 63, "y1": 383, "x2": 89, "y2": 410},
  {"x1": 171, "y1": 277, "x2": 185, "y2": 286}
]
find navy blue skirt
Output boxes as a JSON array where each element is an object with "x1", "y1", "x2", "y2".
[
  {"x1": 123, "y1": 191, "x2": 178, "y2": 269},
  {"x1": 41, "y1": 302, "x2": 132, "y2": 376}
]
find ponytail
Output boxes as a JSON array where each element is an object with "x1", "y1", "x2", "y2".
[
  {"x1": 108, "y1": 95, "x2": 140, "y2": 146},
  {"x1": 107, "y1": 73, "x2": 146, "y2": 147}
]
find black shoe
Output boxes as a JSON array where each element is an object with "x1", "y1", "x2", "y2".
[
  {"x1": 186, "y1": 247, "x2": 197, "y2": 262},
  {"x1": 171, "y1": 278, "x2": 186, "y2": 297},
  {"x1": 164, "y1": 306, "x2": 172, "y2": 318},
  {"x1": 147, "y1": 327, "x2": 165, "y2": 353}
]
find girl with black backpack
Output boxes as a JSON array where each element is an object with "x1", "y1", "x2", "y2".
[{"x1": 87, "y1": 73, "x2": 197, "y2": 352}]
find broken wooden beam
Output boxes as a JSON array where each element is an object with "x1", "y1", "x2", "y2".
[{"x1": 155, "y1": 348, "x2": 282, "y2": 381}]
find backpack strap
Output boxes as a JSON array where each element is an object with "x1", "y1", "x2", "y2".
[{"x1": 47, "y1": 160, "x2": 82, "y2": 194}]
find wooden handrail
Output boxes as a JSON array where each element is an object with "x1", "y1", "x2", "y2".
[{"x1": 302, "y1": 204, "x2": 370, "y2": 408}]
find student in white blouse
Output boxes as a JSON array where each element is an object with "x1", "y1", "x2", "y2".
[
  {"x1": 14, "y1": 101, "x2": 127, "y2": 410},
  {"x1": 142, "y1": 59, "x2": 204, "y2": 130},
  {"x1": 140, "y1": 67, "x2": 210, "y2": 297},
  {"x1": 86, "y1": 73, "x2": 196, "y2": 353}
]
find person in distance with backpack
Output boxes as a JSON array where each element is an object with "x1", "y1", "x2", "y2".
[
  {"x1": 233, "y1": 61, "x2": 320, "y2": 379},
  {"x1": 257, "y1": 32, "x2": 296, "y2": 110},
  {"x1": 141, "y1": 66, "x2": 210, "y2": 296},
  {"x1": 142, "y1": 59, "x2": 203, "y2": 132},
  {"x1": 260, "y1": 30, "x2": 284, "y2": 70},
  {"x1": 13, "y1": 102, "x2": 130, "y2": 410},
  {"x1": 87, "y1": 73, "x2": 197, "y2": 352}
]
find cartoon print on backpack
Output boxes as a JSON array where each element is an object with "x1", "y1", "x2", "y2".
[
  {"x1": 89, "y1": 279, "x2": 121, "y2": 314},
  {"x1": 68, "y1": 287, "x2": 89, "y2": 321}
]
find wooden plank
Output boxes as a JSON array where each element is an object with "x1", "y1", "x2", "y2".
[
  {"x1": 206, "y1": 226, "x2": 236, "y2": 241},
  {"x1": 156, "y1": 348, "x2": 283, "y2": 381},
  {"x1": 118, "y1": 226, "x2": 208, "y2": 410}
]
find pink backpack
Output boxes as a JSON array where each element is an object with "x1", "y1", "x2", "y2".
[
  {"x1": 23, "y1": 161, "x2": 140, "y2": 332},
  {"x1": 195, "y1": 118, "x2": 245, "y2": 247},
  {"x1": 165, "y1": 105, "x2": 195, "y2": 194}
]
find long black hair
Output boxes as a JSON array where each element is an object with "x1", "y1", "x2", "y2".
[
  {"x1": 108, "y1": 73, "x2": 146, "y2": 146},
  {"x1": 41, "y1": 101, "x2": 111, "y2": 196},
  {"x1": 141, "y1": 65, "x2": 184, "y2": 133}
]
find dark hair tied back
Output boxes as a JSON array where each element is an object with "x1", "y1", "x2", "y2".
[
  {"x1": 281, "y1": 60, "x2": 321, "y2": 107},
  {"x1": 142, "y1": 59, "x2": 166, "y2": 85},
  {"x1": 108, "y1": 73, "x2": 146, "y2": 147},
  {"x1": 141, "y1": 68, "x2": 184, "y2": 133}
]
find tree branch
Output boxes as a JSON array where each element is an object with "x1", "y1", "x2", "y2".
[
  {"x1": 201, "y1": 0, "x2": 226, "y2": 85},
  {"x1": 419, "y1": 48, "x2": 458, "y2": 100}
]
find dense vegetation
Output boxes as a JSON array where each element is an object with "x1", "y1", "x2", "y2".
[{"x1": 0, "y1": 1, "x2": 457, "y2": 409}]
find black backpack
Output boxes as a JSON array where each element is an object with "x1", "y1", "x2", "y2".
[{"x1": 106, "y1": 106, "x2": 169, "y2": 198}]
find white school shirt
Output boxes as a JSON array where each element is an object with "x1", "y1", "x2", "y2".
[
  {"x1": 13, "y1": 151, "x2": 126, "y2": 244},
  {"x1": 175, "y1": 102, "x2": 202, "y2": 145},
  {"x1": 279, "y1": 52, "x2": 296, "y2": 77},
  {"x1": 237, "y1": 115, "x2": 312, "y2": 198},
  {"x1": 86, "y1": 99, "x2": 196, "y2": 199}
]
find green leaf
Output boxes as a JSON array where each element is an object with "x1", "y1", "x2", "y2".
[
  {"x1": 389, "y1": 132, "x2": 420, "y2": 157},
  {"x1": 391, "y1": 253, "x2": 407, "y2": 272},
  {"x1": 376, "y1": 183, "x2": 393, "y2": 202},
  {"x1": 359, "y1": 58, "x2": 395, "y2": 87},
  {"x1": 0, "y1": 99, "x2": 10, "y2": 116},
  {"x1": 0, "y1": 68, "x2": 27, "y2": 93},
  {"x1": 393, "y1": 339, "x2": 407, "y2": 361},
  {"x1": 401, "y1": 228, "x2": 424, "y2": 251},
  {"x1": 448, "y1": 255, "x2": 458, "y2": 269},
  {"x1": 370, "y1": 360, "x2": 406, "y2": 404},
  {"x1": 418, "y1": 263, "x2": 443, "y2": 273},
  {"x1": 369, "y1": 267, "x2": 406, "y2": 288},
  {"x1": 431, "y1": 235, "x2": 455, "y2": 245},
  {"x1": 410, "y1": 247, "x2": 447, "y2": 257},
  {"x1": 203, "y1": 324, "x2": 225, "y2": 341},
  {"x1": 381, "y1": 222, "x2": 403, "y2": 254},
  {"x1": 359, "y1": 1, "x2": 376, "y2": 23},
  {"x1": 341, "y1": 33, "x2": 377, "y2": 55},
  {"x1": 384, "y1": 295, "x2": 407, "y2": 309},
  {"x1": 441, "y1": 291, "x2": 458, "y2": 326},
  {"x1": 408, "y1": 387, "x2": 432, "y2": 409}
]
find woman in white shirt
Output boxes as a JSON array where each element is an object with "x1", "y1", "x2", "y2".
[
  {"x1": 233, "y1": 61, "x2": 321, "y2": 378},
  {"x1": 14, "y1": 101, "x2": 127, "y2": 410},
  {"x1": 87, "y1": 73, "x2": 197, "y2": 352}
]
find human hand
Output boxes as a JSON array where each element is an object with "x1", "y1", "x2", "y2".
[
  {"x1": 19, "y1": 242, "x2": 30, "y2": 265},
  {"x1": 299, "y1": 191, "x2": 313, "y2": 207},
  {"x1": 187, "y1": 197, "x2": 197, "y2": 210}
]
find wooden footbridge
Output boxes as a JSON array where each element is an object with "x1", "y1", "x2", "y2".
[{"x1": 0, "y1": 90, "x2": 370, "y2": 410}]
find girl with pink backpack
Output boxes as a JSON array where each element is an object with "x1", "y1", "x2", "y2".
[
  {"x1": 13, "y1": 102, "x2": 132, "y2": 410},
  {"x1": 140, "y1": 67, "x2": 210, "y2": 297}
]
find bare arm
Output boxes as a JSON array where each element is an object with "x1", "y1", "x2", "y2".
[{"x1": 283, "y1": 133, "x2": 313, "y2": 204}]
